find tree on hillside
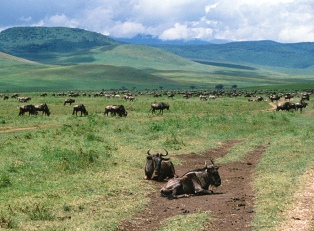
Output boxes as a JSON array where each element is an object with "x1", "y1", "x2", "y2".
[{"x1": 215, "y1": 84, "x2": 224, "y2": 90}]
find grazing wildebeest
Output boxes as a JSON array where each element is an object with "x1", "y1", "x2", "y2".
[
  {"x1": 18, "y1": 105, "x2": 38, "y2": 116},
  {"x1": 104, "y1": 105, "x2": 127, "y2": 117},
  {"x1": 268, "y1": 94, "x2": 281, "y2": 102},
  {"x1": 284, "y1": 93, "x2": 293, "y2": 101},
  {"x1": 3, "y1": 96, "x2": 9, "y2": 100},
  {"x1": 199, "y1": 95, "x2": 207, "y2": 100},
  {"x1": 301, "y1": 93, "x2": 310, "y2": 101},
  {"x1": 295, "y1": 100, "x2": 308, "y2": 112},
  {"x1": 18, "y1": 96, "x2": 31, "y2": 103},
  {"x1": 150, "y1": 102, "x2": 170, "y2": 114},
  {"x1": 160, "y1": 160, "x2": 221, "y2": 199},
  {"x1": 72, "y1": 104, "x2": 88, "y2": 116},
  {"x1": 145, "y1": 148, "x2": 176, "y2": 181},
  {"x1": 35, "y1": 103, "x2": 51, "y2": 116},
  {"x1": 276, "y1": 102, "x2": 296, "y2": 111},
  {"x1": 64, "y1": 98, "x2": 75, "y2": 106}
]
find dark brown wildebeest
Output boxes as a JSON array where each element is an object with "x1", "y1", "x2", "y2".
[
  {"x1": 18, "y1": 105, "x2": 38, "y2": 116},
  {"x1": 284, "y1": 93, "x2": 293, "y2": 101},
  {"x1": 3, "y1": 96, "x2": 9, "y2": 100},
  {"x1": 145, "y1": 148, "x2": 176, "y2": 181},
  {"x1": 160, "y1": 160, "x2": 221, "y2": 199},
  {"x1": 295, "y1": 100, "x2": 308, "y2": 112},
  {"x1": 72, "y1": 104, "x2": 88, "y2": 116},
  {"x1": 64, "y1": 98, "x2": 75, "y2": 106},
  {"x1": 301, "y1": 93, "x2": 310, "y2": 101},
  {"x1": 276, "y1": 102, "x2": 296, "y2": 111},
  {"x1": 11, "y1": 93, "x2": 19, "y2": 99},
  {"x1": 268, "y1": 94, "x2": 281, "y2": 102},
  {"x1": 150, "y1": 102, "x2": 170, "y2": 114},
  {"x1": 35, "y1": 103, "x2": 51, "y2": 116},
  {"x1": 104, "y1": 105, "x2": 114, "y2": 116},
  {"x1": 104, "y1": 105, "x2": 127, "y2": 117}
]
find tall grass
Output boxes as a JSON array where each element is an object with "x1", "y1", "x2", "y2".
[{"x1": 0, "y1": 92, "x2": 313, "y2": 230}]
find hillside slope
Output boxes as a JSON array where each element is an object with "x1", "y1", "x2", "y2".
[
  {"x1": 0, "y1": 27, "x2": 120, "y2": 62},
  {"x1": 155, "y1": 41, "x2": 314, "y2": 71}
]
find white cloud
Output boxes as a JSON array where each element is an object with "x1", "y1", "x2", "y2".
[
  {"x1": 0, "y1": 0, "x2": 313, "y2": 42},
  {"x1": 110, "y1": 22, "x2": 146, "y2": 38},
  {"x1": 43, "y1": 14, "x2": 79, "y2": 27}
]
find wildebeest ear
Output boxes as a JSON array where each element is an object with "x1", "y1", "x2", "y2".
[{"x1": 146, "y1": 156, "x2": 152, "y2": 160}]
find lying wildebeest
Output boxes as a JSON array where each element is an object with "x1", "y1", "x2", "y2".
[
  {"x1": 160, "y1": 160, "x2": 221, "y2": 199},
  {"x1": 150, "y1": 102, "x2": 170, "y2": 114},
  {"x1": 276, "y1": 102, "x2": 296, "y2": 111},
  {"x1": 145, "y1": 148, "x2": 176, "y2": 181},
  {"x1": 18, "y1": 105, "x2": 38, "y2": 116},
  {"x1": 72, "y1": 104, "x2": 88, "y2": 116},
  {"x1": 104, "y1": 105, "x2": 127, "y2": 117},
  {"x1": 35, "y1": 103, "x2": 51, "y2": 116},
  {"x1": 64, "y1": 98, "x2": 75, "y2": 106}
]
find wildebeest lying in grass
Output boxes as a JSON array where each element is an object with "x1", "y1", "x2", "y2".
[
  {"x1": 35, "y1": 103, "x2": 51, "y2": 116},
  {"x1": 160, "y1": 160, "x2": 221, "y2": 199},
  {"x1": 144, "y1": 148, "x2": 177, "y2": 181},
  {"x1": 72, "y1": 104, "x2": 88, "y2": 116},
  {"x1": 18, "y1": 105, "x2": 38, "y2": 116}
]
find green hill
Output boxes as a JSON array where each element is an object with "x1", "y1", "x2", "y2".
[
  {"x1": 0, "y1": 26, "x2": 120, "y2": 62},
  {"x1": 155, "y1": 41, "x2": 314, "y2": 72},
  {"x1": 0, "y1": 26, "x2": 313, "y2": 92}
]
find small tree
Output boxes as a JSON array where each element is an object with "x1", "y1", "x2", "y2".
[
  {"x1": 215, "y1": 84, "x2": 224, "y2": 90},
  {"x1": 231, "y1": 85, "x2": 238, "y2": 89}
]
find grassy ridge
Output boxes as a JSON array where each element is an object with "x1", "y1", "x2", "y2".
[
  {"x1": 1, "y1": 47, "x2": 313, "y2": 92},
  {"x1": 0, "y1": 27, "x2": 313, "y2": 92},
  {"x1": 0, "y1": 91, "x2": 313, "y2": 230}
]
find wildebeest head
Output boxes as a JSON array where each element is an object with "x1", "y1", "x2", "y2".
[
  {"x1": 204, "y1": 159, "x2": 221, "y2": 188},
  {"x1": 145, "y1": 148, "x2": 171, "y2": 180}
]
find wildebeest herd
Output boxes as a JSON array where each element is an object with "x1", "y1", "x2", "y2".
[
  {"x1": 144, "y1": 148, "x2": 221, "y2": 199},
  {"x1": 5, "y1": 89, "x2": 311, "y2": 117}
]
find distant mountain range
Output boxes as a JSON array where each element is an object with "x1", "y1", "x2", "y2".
[
  {"x1": 114, "y1": 34, "x2": 230, "y2": 45},
  {"x1": 0, "y1": 27, "x2": 313, "y2": 71}
]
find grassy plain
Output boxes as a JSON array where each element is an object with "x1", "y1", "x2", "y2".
[{"x1": 0, "y1": 91, "x2": 313, "y2": 230}]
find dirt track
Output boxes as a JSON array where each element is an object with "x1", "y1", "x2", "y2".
[{"x1": 118, "y1": 139, "x2": 267, "y2": 231}]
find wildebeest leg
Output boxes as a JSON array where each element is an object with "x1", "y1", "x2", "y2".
[{"x1": 194, "y1": 182, "x2": 214, "y2": 195}]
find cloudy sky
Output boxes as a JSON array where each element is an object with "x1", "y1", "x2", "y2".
[{"x1": 0, "y1": 0, "x2": 313, "y2": 43}]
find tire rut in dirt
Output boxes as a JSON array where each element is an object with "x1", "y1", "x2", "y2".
[{"x1": 118, "y1": 140, "x2": 266, "y2": 231}]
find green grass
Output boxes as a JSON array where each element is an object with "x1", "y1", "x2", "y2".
[
  {"x1": 0, "y1": 91, "x2": 313, "y2": 230},
  {"x1": 1, "y1": 41, "x2": 313, "y2": 92}
]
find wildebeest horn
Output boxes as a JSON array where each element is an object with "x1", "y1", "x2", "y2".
[
  {"x1": 161, "y1": 149, "x2": 168, "y2": 156},
  {"x1": 147, "y1": 148, "x2": 151, "y2": 155},
  {"x1": 210, "y1": 158, "x2": 215, "y2": 165}
]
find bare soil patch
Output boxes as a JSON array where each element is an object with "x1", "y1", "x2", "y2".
[{"x1": 118, "y1": 139, "x2": 267, "y2": 231}]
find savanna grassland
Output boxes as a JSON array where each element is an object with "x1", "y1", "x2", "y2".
[{"x1": 0, "y1": 91, "x2": 313, "y2": 230}]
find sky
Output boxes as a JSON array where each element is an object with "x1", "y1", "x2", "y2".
[{"x1": 0, "y1": 0, "x2": 313, "y2": 43}]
